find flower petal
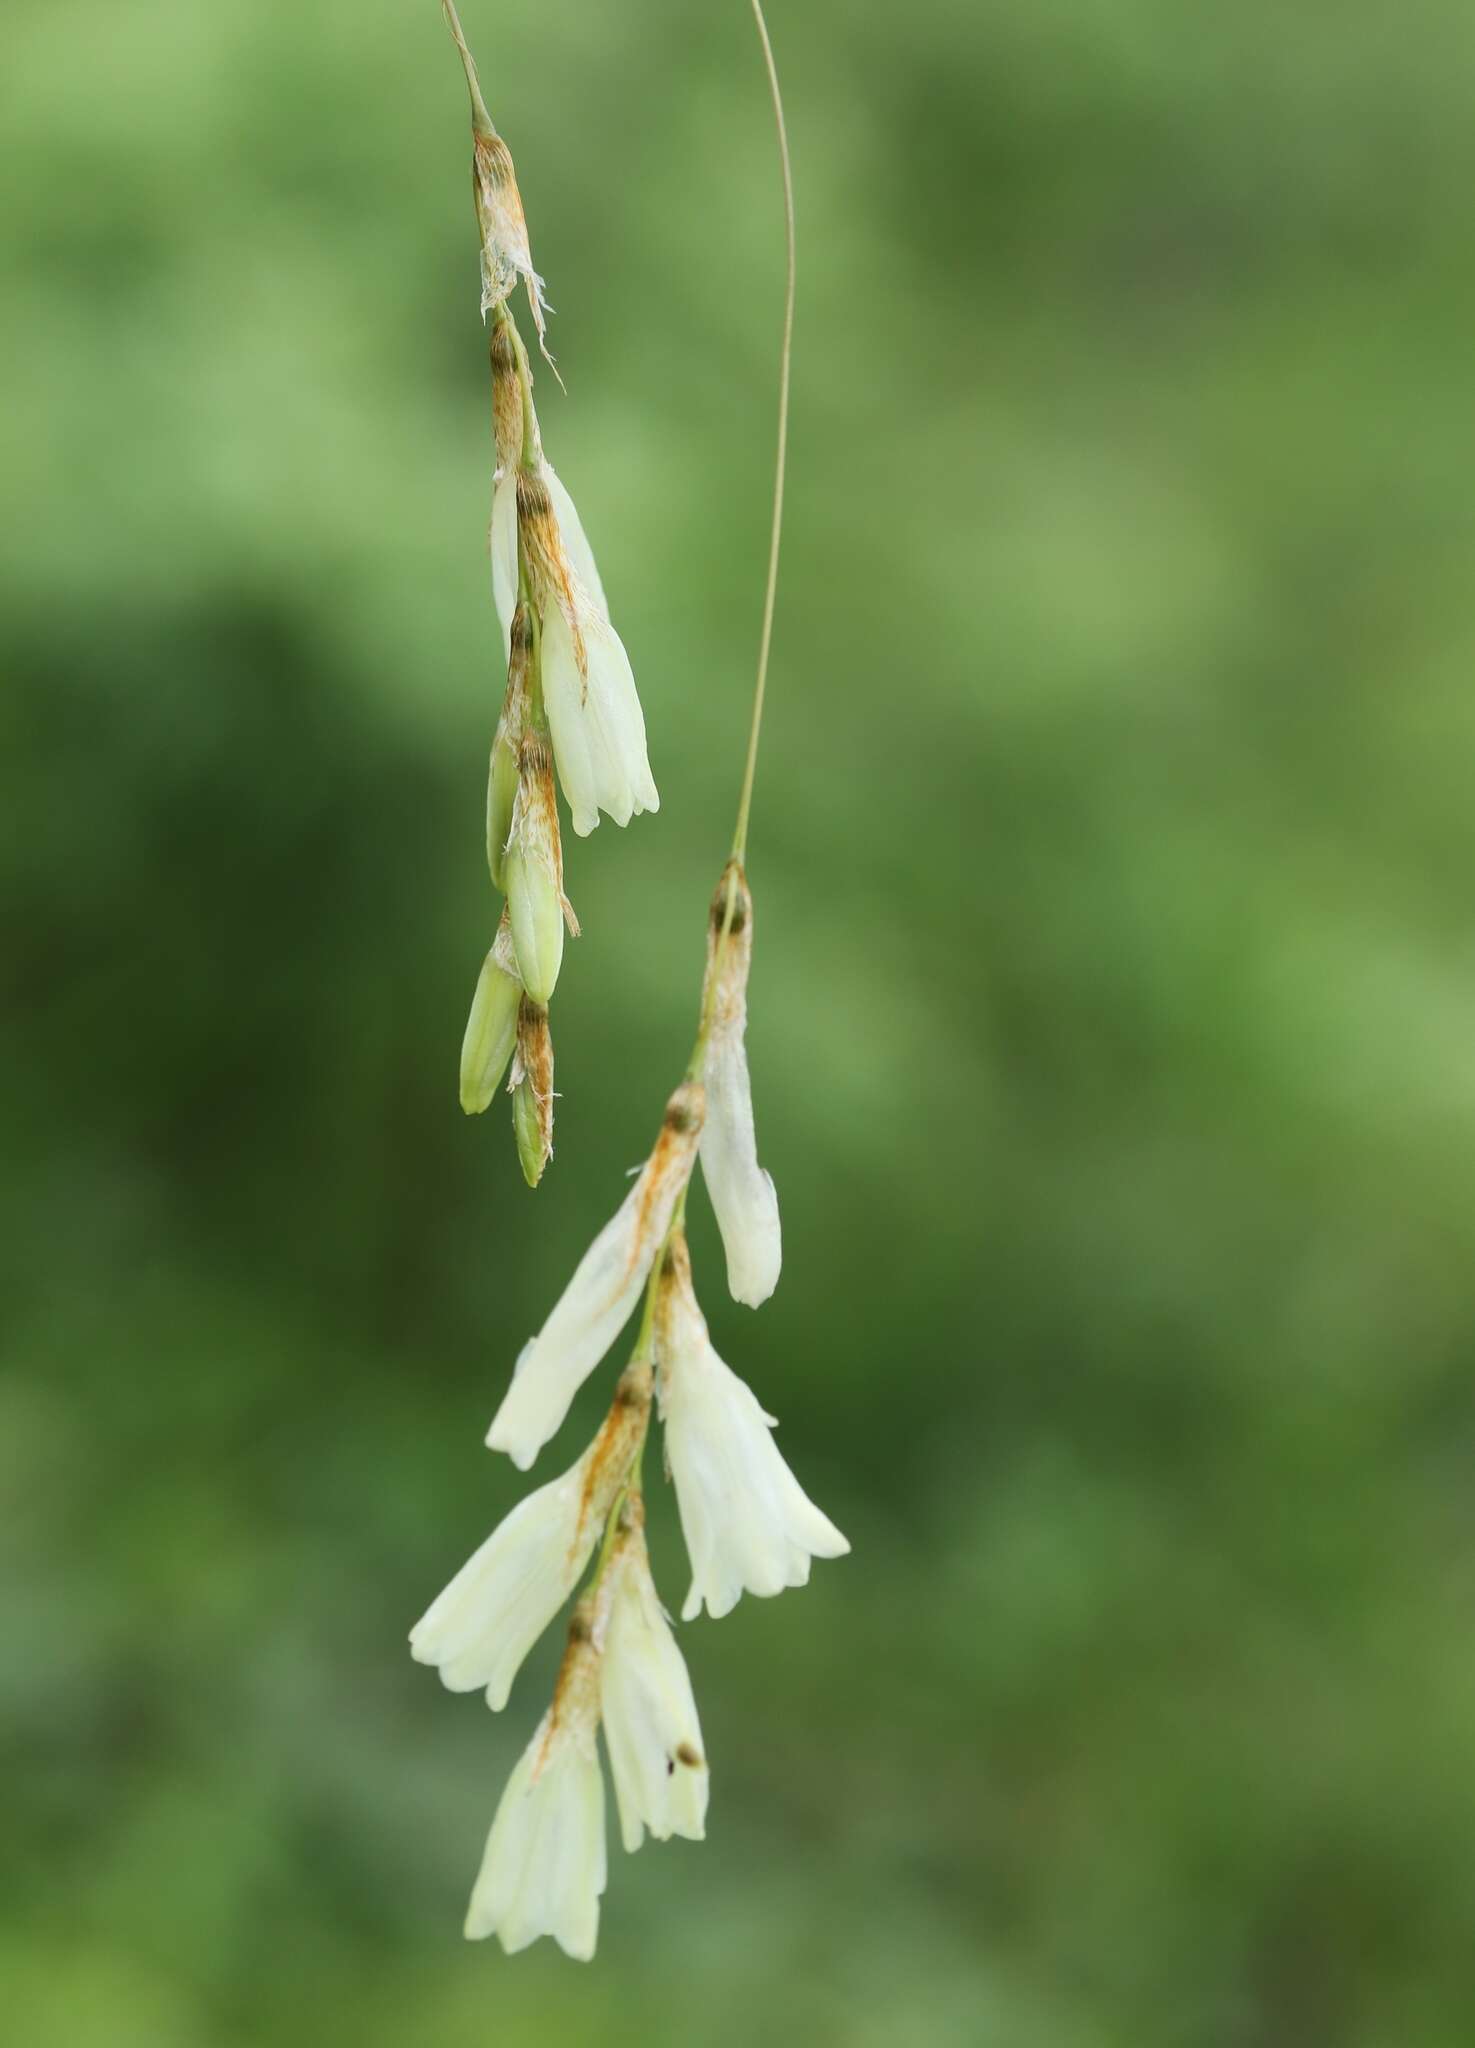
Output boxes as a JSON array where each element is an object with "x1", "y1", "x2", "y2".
[
  {"x1": 491, "y1": 473, "x2": 518, "y2": 658},
  {"x1": 409, "y1": 1447, "x2": 600, "y2": 1710},
  {"x1": 657, "y1": 1241, "x2": 847, "y2": 1620},
  {"x1": 600, "y1": 1528, "x2": 708, "y2": 1853},
  {"x1": 486, "y1": 1086, "x2": 704, "y2": 1468},
  {"x1": 464, "y1": 1715, "x2": 607, "y2": 1959}
]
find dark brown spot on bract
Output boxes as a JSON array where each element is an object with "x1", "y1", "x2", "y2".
[
  {"x1": 711, "y1": 893, "x2": 748, "y2": 935},
  {"x1": 516, "y1": 473, "x2": 552, "y2": 522}
]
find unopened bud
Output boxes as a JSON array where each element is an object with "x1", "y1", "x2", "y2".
[
  {"x1": 459, "y1": 922, "x2": 522, "y2": 1114},
  {"x1": 487, "y1": 729, "x2": 518, "y2": 891},
  {"x1": 510, "y1": 998, "x2": 555, "y2": 1187},
  {"x1": 487, "y1": 608, "x2": 533, "y2": 889},
  {"x1": 696, "y1": 859, "x2": 781, "y2": 1306},
  {"x1": 505, "y1": 732, "x2": 575, "y2": 1005}
]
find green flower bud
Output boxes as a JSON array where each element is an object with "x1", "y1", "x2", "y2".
[
  {"x1": 513, "y1": 1073, "x2": 548, "y2": 1187},
  {"x1": 487, "y1": 605, "x2": 533, "y2": 890},
  {"x1": 505, "y1": 841, "x2": 564, "y2": 1005},
  {"x1": 459, "y1": 938, "x2": 521, "y2": 1115},
  {"x1": 487, "y1": 727, "x2": 518, "y2": 890},
  {"x1": 504, "y1": 732, "x2": 573, "y2": 1006},
  {"x1": 511, "y1": 998, "x2": 554, "y2": 1187}
]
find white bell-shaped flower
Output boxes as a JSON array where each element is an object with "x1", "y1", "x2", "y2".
[
  {"x1": 409, "y1": 1453, "x2": 595, "y2": 1709},
  {"x1": 542, "y1": 599, "x2": 658, "y2": 838},
  {"x1": 491, "y1": 463, "x2": 657, "y2": 838},
  {"x1": 487, "y1": 1084, "x2": 705, "y2": 1469},
  {"x1": 699, "y1": 862, "x2": 782, "y2": 1306},
  {"x1": 463, "y1": 1709, "x2": 607, "y2": 1958},
  {"x1": 412, "y1": 1362, "x2": 652, "y2": 1707},
  {"x1": 657, "y1": 1236, "x2": 849, "y2": 1620},
  {"x1": 600, "y1": 1517, "x2": 709, "y2": 1853}
]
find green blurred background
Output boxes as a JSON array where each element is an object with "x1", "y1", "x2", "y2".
[{"x1": 6, "y1": 1, "x2": 1475, "y2": 2041}]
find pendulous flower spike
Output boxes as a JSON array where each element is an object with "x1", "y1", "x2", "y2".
[{"x1": 421, "y1": 0, "x2": 824, "y2": 1963}]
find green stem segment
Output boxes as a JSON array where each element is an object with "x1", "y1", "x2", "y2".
[
  {"x1": 729, "y1": 0, "x2": 795, "y2": 868},
  {"x1": 442, "y1": 0, "x2": 496, "y2": 137}
]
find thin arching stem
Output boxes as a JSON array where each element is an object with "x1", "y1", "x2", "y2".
[
  {"x1": 442, "y1": 0, "x2": 494, "y2": 134},
  {"x1": 730, "y1": 0, "x2": 796, "y2": 867}
]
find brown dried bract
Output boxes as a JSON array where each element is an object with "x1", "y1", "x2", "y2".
[
  {"x1": 703, "y1": 858, "x2": 754, "y2": 1037},
  {"x1": 570, "y1": 1361, "x2": 653, "y2": 1564},
  {"x1": 512, "y1": 731, "x2": 579, "y2": 936},
  {"x1": 490, "y1": 319, "x2": 525, "y2": 478}
]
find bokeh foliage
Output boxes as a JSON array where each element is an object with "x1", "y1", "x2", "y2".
[{"x1": 5, "y1": 1, "x2": 1475, "y2": 2042}]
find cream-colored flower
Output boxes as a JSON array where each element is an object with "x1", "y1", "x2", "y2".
[
  {"x1": 409, "y1": 1454, "x2": 593, "y2": 1710},
  {"x1": 411, "y1": 1363, "x2": 652, "y2": 1709},
  {"x1": 463, "y1": 1706, "x2": 606, "y2": 1958},
  {"x1": 657, "y1": 1237, "x2": 848, "y2": 1620},
  {"x1": 699, "y1": 862, "x2": 782, "y2": 1306},
  {"x1": 491, "y1": 464, "x2": 656, "y2": 837},
  {"x1": 487, "y1": 1083, "x2": 705, "y2": 1469},
  {"x1": 600, "y1": 1515, "x2": 709, "y2": 1853}
]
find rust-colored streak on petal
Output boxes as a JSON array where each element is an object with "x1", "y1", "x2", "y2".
[
  {"x1": 624, "y1": 1085, "x2": 704, "y2": 1286},
  {"x1": 516, "y1": 470, "x2": 587, "y2": 677}
]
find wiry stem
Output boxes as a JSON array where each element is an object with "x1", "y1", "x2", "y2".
[
  {"x1": 441, "y1": 0, "x2": 495, "y2": 136},
  {"x1": 730, "y1": 0, "x2": 796, "y2": 868}
]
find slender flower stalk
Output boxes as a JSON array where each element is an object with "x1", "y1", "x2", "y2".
[{"x1": 413, "y1": 0, "x2": 839, "y2": 1962}]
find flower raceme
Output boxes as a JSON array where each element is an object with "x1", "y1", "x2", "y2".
[
  {"x1": 429, "y1": 864, "x2": 845, "y2": 1956},
  {"x1": 452, "y1": 5, "x2": 658, "y2": 1177},
  {"x1": 423, "y1": 0, "x2": 836, "y2": 1965}
]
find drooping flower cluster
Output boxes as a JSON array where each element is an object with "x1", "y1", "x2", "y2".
[
  {"x1": 445, "y1": 1, "x2": 658, "y2": 1182},
  {"x1": 421, "y1": 0, "x2": 826, "y2": 1964},
  {"x1": 413, "y1": 872, "x2": 848, "y2": 1958}
]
